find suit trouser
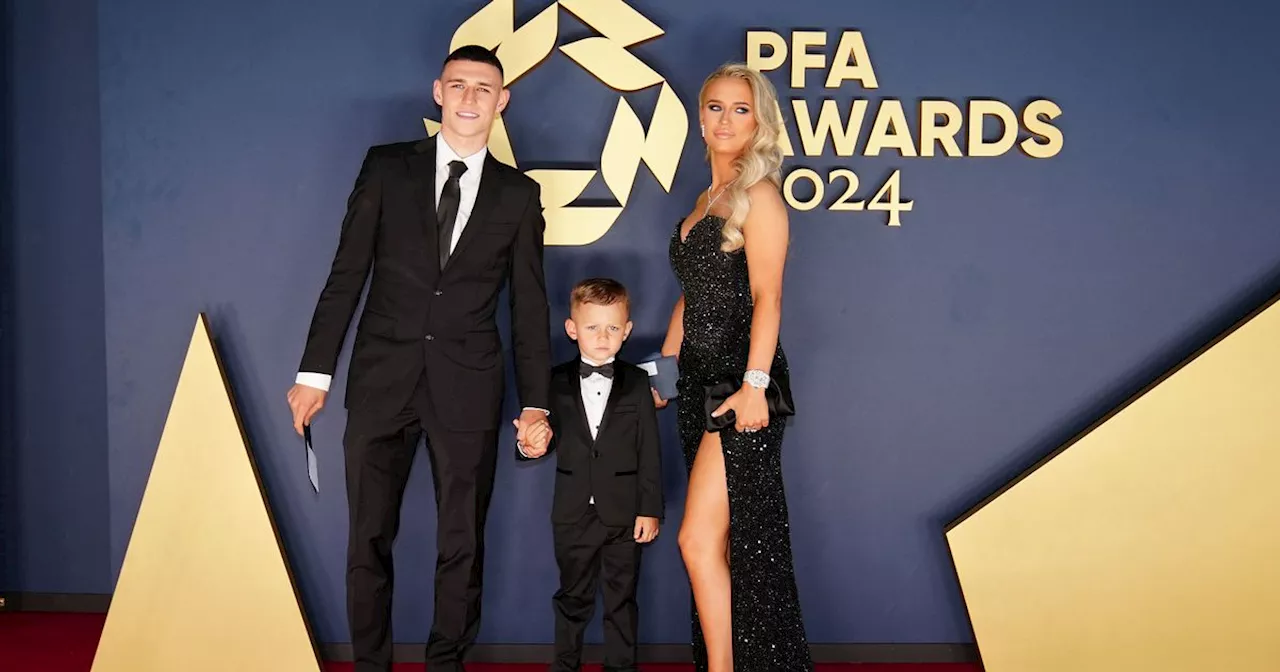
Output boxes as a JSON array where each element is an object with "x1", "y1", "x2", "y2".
[
  {"x1": 551, "y1": 505, "x2": 642, "y2": 672},
  {"x1": 343, "y1": 373, "x2": 497, "y2": 672}
]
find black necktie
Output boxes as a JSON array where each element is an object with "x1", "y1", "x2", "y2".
[
  {"x1": 437, "y1": 160, "x2": 468, "y2": 270},
  {"x1": 579, "y1": 361, "x2": 614, "y2": 379}
]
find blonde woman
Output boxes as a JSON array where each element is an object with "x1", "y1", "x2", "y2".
[{"x1": 658, "y1": 63, "x2": 813, "y2": 671}]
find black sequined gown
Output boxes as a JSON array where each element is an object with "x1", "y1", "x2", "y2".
[{"x1": 669, "y1": 214, "x2": 813, "y2": 671}]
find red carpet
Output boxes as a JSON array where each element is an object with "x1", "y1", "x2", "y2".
[{"x1": 0, "y1": 612, "x2": 980, "y2": 671}]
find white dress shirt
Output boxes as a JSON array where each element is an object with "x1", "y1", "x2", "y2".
[
  {"x1": 576, "y1": 355, "x2": 615, "y2": 505},
  {"x1": 579, "y1": 355, "x2": 615, "y2": 442},
  {"x1": 434, "y1": 133, "x2": 488, "y2": 256},
  {"x1": 294, "y1": 134, "x2": 488, "y2": 393}
]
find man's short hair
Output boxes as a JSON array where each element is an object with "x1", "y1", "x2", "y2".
[{"x1": 443, "y1": 44, "x2": 504, "y2": 80}]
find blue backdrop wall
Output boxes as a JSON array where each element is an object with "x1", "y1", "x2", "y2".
[
  {"x1": 3, "y1": 0, "x2": 112, "y2": 596},
  {"x1": 0, "y1": 0, "x2": 11, "y2": 591},
  {"x1": 6, "y1": 0, "x2": 1280, "y2": 649}
]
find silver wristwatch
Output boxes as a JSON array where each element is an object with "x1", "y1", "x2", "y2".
[{"x1": 743, "y1": 369, "x2": 770, "y2": 389}]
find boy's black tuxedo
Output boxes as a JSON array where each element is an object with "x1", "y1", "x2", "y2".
[
  {"x1": 531, "y1": 358, "x2": 663, "y2": 525},
  {"x1": 523, "y1": 357, "x2": 663, "y2": 672}
]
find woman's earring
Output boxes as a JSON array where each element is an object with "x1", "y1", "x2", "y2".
[{"x1": 700, "y1": 124, "x2": 705, "y2": 137}]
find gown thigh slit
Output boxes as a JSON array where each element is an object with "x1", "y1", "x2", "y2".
[{"x1": 671, "y1": 214, "x2": 813, "y2": 672}]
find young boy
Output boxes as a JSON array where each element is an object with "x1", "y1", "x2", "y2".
[{"x1": 518, "y1": 277, "x2": 663, "y2": 672}]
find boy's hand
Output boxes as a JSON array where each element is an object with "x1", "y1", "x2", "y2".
[
  {"x1": 514, "y1": 418, "x2": 552, "y2": 457},
  {"x1": 634, "y1": 516, "x2": 659, "y2": 543}
]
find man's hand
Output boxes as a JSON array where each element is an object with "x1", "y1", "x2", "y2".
[
  {"x1": 287, "y1": 384, "x2": 327, "y2": 435},
  {"x1": 516, "y1": 418, "x2": 552, "y2": 458},
  {"x1": 515, "y1": 409, "x2": 552, "y2": 456},
  {"x1": 634, "y1": 516, "x2": 659, "y2": 543}
]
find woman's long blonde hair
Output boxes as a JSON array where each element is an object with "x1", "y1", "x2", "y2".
[{"x1": 698, "y1": 63, "x2": 786, "y2": 253}]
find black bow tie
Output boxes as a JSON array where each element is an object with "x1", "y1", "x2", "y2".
[{"x1": 579, "y1": 361, "x2": 614, "y2": 379}]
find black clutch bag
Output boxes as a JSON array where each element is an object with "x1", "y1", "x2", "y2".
[{"x1": 703, "y1": 370, "x2": 795, "y2": 433}]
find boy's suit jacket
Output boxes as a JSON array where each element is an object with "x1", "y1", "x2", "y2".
[{"x1": 522, "y1": 358, "x2": 663, "y2": 527}]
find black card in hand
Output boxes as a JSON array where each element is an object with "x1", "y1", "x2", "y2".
[{"x1": 303, "y1": 424, "x2": 319, "y2": 493}]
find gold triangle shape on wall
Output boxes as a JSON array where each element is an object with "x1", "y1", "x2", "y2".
[
  {"x1": 946, "y1": 292, "x2": 1280, "y2": 672},
  {"x1": 92, "y1": 314, "x2": 321, "y2": 671}
]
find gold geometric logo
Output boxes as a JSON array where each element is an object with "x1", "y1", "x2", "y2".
[{"x1": 424, "y1": 0, "x2": 687, "y2": 246}]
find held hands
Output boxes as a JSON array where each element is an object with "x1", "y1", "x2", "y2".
[
  {"x1": 710, "y1": 384, "x2": 769, "y2": 433},
  {"x1": 515, "y1": 420, "x2": 552, "y2": 457},
  {"x1": 514, "y1": 409, "x2": 553, "y2": 458},
  {"x1": 634, "y1": 516, "x2": 660, "y2": 543},
  {"x1": 287, "y1": 384, "x2": 327, "y2": 435}
]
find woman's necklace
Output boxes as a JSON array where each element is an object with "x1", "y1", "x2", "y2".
[{"x1": 703, "y1": 180, "x2": 733, "y2": 216}]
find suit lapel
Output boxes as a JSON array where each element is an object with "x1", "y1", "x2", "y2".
[
  {"x1": 594, "y1": 364, "x2": 626, "y2": 443},
  {"x1": 407, "y1": 138, "x2": 440, "y2": 273},
  {"x1": 442, "y1": 154, "x2": 502, "y2": 275},
  {"x1": 568, "y1": 366, "x2": 595, "y2": 445}
]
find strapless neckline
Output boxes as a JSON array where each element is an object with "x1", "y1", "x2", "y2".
[{"x1": 677, "y1": 213, "x2": 723, "y2": 245}]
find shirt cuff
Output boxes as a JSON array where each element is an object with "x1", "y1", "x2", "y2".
[
  {"x1": 522, "y1": 407, "x2": 550, "y2": 416},
  {"x1": 296, "y1": 372, "x2": 332, "y2": 392}
]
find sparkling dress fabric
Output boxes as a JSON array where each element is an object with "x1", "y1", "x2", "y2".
[{"x1": 669, "y1": 214, "x2": 814, "y2": 671}]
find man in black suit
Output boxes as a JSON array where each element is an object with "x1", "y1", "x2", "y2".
[
  {"x1": 519, "y1": 278, "x2": 663, "y2": 672},
  {"x1": 286, "y1": 45, "x2": 552, "y2": 672}
]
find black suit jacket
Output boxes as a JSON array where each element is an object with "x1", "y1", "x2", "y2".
[
  {"x1": 299, "y1": 138, "x2": 551, "y2": 431},
  {"x1": 525, "y1": 359, "x2": 664, "y2": 528}
]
